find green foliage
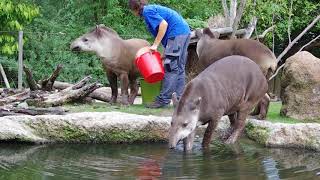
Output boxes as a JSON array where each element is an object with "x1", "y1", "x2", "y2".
[
  {"x1": 185, "y1": 19, "x2": 208, "y2": 30},
  {"x1": 0, "y1": 0, "x2": 39, "y2": 55},
  {"x1": 243, "y1": 0, "x2": 320, "y2": 54},
  {"x1": 1, "y1": 0, "x2": 319, "y2": 87}
]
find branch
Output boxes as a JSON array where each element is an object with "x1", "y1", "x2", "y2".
[
  {"x1": 243, "y1": 16, "x2": 257, "y2": 39},
  {"x1": 0, "y1": 63, "x2": 10, "y2": 88},
  {"x1": 23, "y1": 65, "x2": 39, "y2": 91},
  {"x1": 269, "y1": 30, "x2": 320, "y2": 81},
  {"x1": 40, "y1": 64, "x2": 63, "y2": 91},
  {"x1": 254, "y1": 25, "x2": 275, "y2": 39},
  {"x1": 276, "y1": 15, "x2": 320, "y2": 63},
  {"x1": 230, "y1": 0, "x2": 247, "y2": 38},
  {"x1": 268, "y1": 63, "x2": 285, "y2": 81},
  {"x1": 298, "y1": 34, "x2": 320, "y2": 52}
]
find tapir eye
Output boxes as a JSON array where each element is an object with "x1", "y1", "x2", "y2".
[
  {"x1": 182, "y1": 123, "x2": 188, "y2": 128},
  {"x1": 83, "y1": 38, "x2": 89, "y2": 42}
]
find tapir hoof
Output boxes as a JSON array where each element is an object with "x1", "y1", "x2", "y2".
[
  {"x1": 110, "y1": 96, "x2": 117, "y2": 104},
  {"x1": 224, "y1": 137, "x2": 237, "y2": 144},
  {"x1": 121, "y1": 96, "x2": 130, "y2": 106}
]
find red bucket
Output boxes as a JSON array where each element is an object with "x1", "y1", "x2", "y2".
[{"x1": 135, "y1": 50, "x2": 165, "y2": 83}]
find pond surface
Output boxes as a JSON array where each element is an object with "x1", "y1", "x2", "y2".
[{"x1": 0, "y1": 139, "x2": 319, "y2": 180}]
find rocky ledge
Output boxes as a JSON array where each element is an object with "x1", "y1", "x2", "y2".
[
  {"x1": 0, "y1": 112, "x2": 170, "y2": 144},
  {"x1": 0, "y1": 113, "x2": 319, "y2": 151},
  {"x1": 245, "y1": 119, "x2": 320, "y2": 151}
]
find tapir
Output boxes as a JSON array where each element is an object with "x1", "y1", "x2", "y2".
[
  {"x1": 169, "y1": 55, "x2": 268, "y2": 151},
  {"x1": 70, "y1": 24, "x2": 149, "y2": 105},
  {"x1": 195, "y1": 27, "x2": 277, "y2": 119}
]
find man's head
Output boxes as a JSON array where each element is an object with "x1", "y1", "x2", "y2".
[{"x1": 128, "y1": 0, "x2": 148, "y2": 16}]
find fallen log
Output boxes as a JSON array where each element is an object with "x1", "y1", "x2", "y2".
[
  {"x1": 53, "y1": 81, "x2": 142, "y2": 103},
  {"x1": 0, "y1": 106, "x2": 67, "y2": 117},
  {"x1": 27, "y1": 76, "x2": 101, "y2": 107},
  {"x1": 0, "y1": 90, "x2": 30, "y2": 106},
  {"x1": 54, "y1": 81, "x2": 111, "y2": 102}
]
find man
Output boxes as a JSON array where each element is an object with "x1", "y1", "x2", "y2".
[{"x1": 129, "y1": 0, "x2": 191, "y2": 108}]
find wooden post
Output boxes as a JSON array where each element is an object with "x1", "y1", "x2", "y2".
[
  {"x1": 18, "y1": 31, "x2": 23, "y2": 89},
  {"x1": 0, "y1": 63, "x2": 10, "y2": 88}
]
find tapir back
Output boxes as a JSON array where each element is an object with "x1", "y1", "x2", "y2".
[
  {"x1": 188, "y1": 55, "x2": 268, "y2": 121},
  {"x1": 198, "y1": 38, "x2": 277, "y2": 78}
]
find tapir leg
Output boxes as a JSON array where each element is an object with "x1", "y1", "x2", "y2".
[
  {"x1": 128, "y1": 75, "x2": 138, "y2": 105},
  {"x1": 106, "y1": 69, "x2": 118, "y2": 104},
  {"x1": 183, "y1": 129, "x2": 196, "y2": 152},
  {"x1": 223, "y1": 113, "x2": 237, "y2": 140},
  {"x1": 119, "y1": 73, "x2": 129, "y2": 105},
  {"x1": 257, "y1": 94, "x2": 270, "y2": 120},
  {"x1": 225, "y1": 111, "x2": 248, "y2": 144},
  {"x1": 250, "y1": 93, "x2": 270, "y2": 120},
  {"x1": 202, "y1": 119, "x2": 218, "y2": 149}
]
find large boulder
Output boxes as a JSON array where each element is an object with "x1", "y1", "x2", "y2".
[{"x1": 280, "y1": 51, "x2": 320, "y2": 120}]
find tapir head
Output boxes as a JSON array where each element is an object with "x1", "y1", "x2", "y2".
[
  {"x1": 169, "y1": 93, "x2": 202, "y2": 149},
  {"x1": 70, "y1": 24, "x2": 118, "y2": 55},
  {"x1": 196, "y1": 27, "x2": 220, "y2": 57}
]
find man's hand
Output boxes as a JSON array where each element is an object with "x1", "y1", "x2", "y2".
[{"x1": 150, "y1": 44, "x2": 158, "y2": 51}]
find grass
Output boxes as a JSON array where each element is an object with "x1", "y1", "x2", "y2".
[
  {"x1": 266, "y1": 102, "x2": 300, "y2": 124},
  {"x1": 64, "y1": 102, "x2": 174, "y2": 117},
  {"x1": 64, "y1": 101, "x2": 318, "y2": 124}
]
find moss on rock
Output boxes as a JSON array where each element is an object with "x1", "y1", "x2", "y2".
[{"x1": 245, "y1": 122, "x2": 270, "y2": 145}]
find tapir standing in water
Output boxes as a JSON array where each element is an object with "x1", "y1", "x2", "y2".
[{"x1": 169, "y1": 55, "x2": 268, "y2": 151}]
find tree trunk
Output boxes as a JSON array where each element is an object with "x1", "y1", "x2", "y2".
[
  {"x1": 230, "y1": 0, "x2": 247, "y2": 39},
  {"x1": 243, "y1": 16, "x2": 257, "y2": 39},
  {"x1": 221, "y1": 0, "x2": 230, "y2": 26},
  {"x1": 229, "y1": 0, "x2": 237, "y2": 27}
]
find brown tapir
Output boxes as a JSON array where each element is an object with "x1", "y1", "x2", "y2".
[
  {"x1": 70, "y1": 24, "x2": 149, "y2": 105},
  {"x1": 195, "y1": 27, "x2": 276, "y2": 119},
  {"x1": 169, "y1": 55, "x2": 268, "y2": 151}
]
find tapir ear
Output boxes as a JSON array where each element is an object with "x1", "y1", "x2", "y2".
[
  {"x1": 189, "y1": 97, "x2": 202, "y2": 111},
  {"x1": 172, "y1": 92, "x2": 179, "y2": 108},
  {"x1": 203, "y1": 27, "x2": 220, "y2": 39},
  {"x1": 95, "y1": 25, "x2": 103, "y2": 38},
  {"x1": 195, "y1": 29, "x2": 203, "y2": 38}
]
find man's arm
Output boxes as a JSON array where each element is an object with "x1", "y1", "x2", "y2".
[{"x1": 150, "y1": 20, "x2": 168, "y2": 51}]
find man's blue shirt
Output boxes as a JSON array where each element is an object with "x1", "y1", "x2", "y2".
[{"x1": 142, "y1": 4, "x2": 190, "y2": 47}]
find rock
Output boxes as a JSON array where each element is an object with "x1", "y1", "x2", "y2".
[
  {"x1": 246, "y1": 119, "x2": 320, "y2": 151},
  {"x1": 0, "y1": 112, "x2": 170, "y2": 143},
  {"x1": 280, "y1": 51, "x2": 320, "y2": 120}
]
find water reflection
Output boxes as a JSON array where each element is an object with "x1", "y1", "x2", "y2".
[{"x1": 0, "y1": 139, "x2": 319, "y2": 180}]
